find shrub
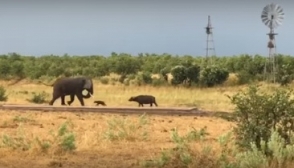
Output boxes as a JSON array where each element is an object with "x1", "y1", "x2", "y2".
[
  {"x1": 185, "y1": 64, "x2": 201, "y2": 86},
  {"x1": 27, "y1": 91, "x2": 49, "y2": 104},
  {"x1": 233, "y1": 130, "x2": 294, "y2": 168},
  {"x1": 119, "y1": 74, "x2": 127, "y2": 83},
  {"x1": 276, "y1": 64, "x2": 293, "y2": 86},
  {"x1": 103, "y1": 113, "x2": 150, "y2": 141},
  {"x1": 170, "y1": 65, "x2": 187, "y2": 85},
  {"x1": 0, "y1": 121, "x2": 76, "y2": 153},
  {"x1": 0, "y1": 85, "x2": 8, "y2": 101},
  {"x1": 0, "y1": 125, "x2": 31, "y2": 151},
  {"x1": 236, "y1": 70, "x2": 256, "y2": 85},
  {"x1": 152, "y1": 78, "x2": 167, "y2": 87},
  {"x1": 137, "y1": 72, "x2": 153, "y2": 85},
  {"x1": 228, "y1": 85, "x2": 294, "y2": 151},
  {"x1": 170, "y1": 64, "x2": 201, "y2": 86},
  {"x1": 223, "y1": 73, "x2": 239, "y2": 86},
  {"x1": 160, "y1": 67, "x2": 169, "y2": 81},
  {"x1": 126, "y1": 74, "x2": 136, "y2": 80},
  {"x1": 200, "y1": 65, "x2": 229, "y2": 87},
  {"x1": 56, "y1": 122, "x2": 76, "y2": 151},
  {"x1": 142, "y1": 127, "x2": 210, "y2": 168},
  {"x1": 100, "y1": 77, "x2": 109, "y2": 85},
  {"x1": 36, "y1": 121, "x2": 76, "y2": 153}
]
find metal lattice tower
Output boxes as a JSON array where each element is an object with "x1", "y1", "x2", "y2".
[
  {"x1": 205, "y1": 15, "x2": 216, "y2": 64},
  {"x1": 265, "y1": 26, "x2": 278, "y2": 83},
  {"x1": 261, "y1": 3, "x2": 284, "y2": 83}
]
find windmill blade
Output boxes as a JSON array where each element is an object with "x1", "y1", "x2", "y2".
[{"x1": 261, "y1": 3, "x2": 284, "y2": 29}]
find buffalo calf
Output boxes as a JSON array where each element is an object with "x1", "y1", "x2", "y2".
[{"x1": 129, "y1": 95, "x2": 158, "y2": 107}]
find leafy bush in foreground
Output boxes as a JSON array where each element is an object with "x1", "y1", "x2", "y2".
[{"x1": 229, "y1": 85, "x2": 294, "y2": 152}]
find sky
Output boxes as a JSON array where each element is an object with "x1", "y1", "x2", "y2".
[{"x1": 0, "y1": 0, "x2": 292, "y2": 57}]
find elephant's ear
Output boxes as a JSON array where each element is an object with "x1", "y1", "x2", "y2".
[{"x1": 83, "y1": 79, "x2": 92, "y2": 89}]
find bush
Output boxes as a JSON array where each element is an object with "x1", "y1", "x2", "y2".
[
  {"x1": 276, "y1": 64, "x2": 294, "y2": 86},
  {"x1": 126, "y1": 74, "x2": 136, "y2": 80},
  {"x1": 228, "y1": 85, "x2": 294, "y2": 152},
  {"x1": 1, "y1": 53, "x2": 294, "y2": 86},
  {"x1": 200, "y1": 65, "x2": 229, "y2": 87},
  {"x1": 0, "y1": 121, "x2": 76, "y2": 153},
  {"x1": 0, "y1": 85, "x2": 8, "y2": 102},
  {"x1": 142, "y1": 127, "x2": 210, "y2": 168},
  {"x1": 232, "y1": 130, "x2": 294, "y2": 168},
  {"x1": 152, "y1": 78, "x2": 167, "y2": 87},
  {"x1": 185, "y1": 64, "x2": 201, "y2": 85},
  {"x1": 171, "y1": 65, "x2": 187, "y2": 85},
  {"x1": 236, "y1": 70, "x2": 256, "y2": 85},
  {"x1": 103, "y1": 114, "x2": 150, "y2": 141},
  {"x1": 119, "y1": 74, "x2": 127, "y2": 83},
  {"x1": 55, "y1": 122, "x2": 76, "y2": 151},
  {"x1": 0, "y1": 126, "x2": 31, "y2": 151},
  {"x1": 27, "y1": 91, "x2": 49, "y2": 104},
  {"x1": 160, "y1": 67, "x2": 169, "y2": 81},
  {"x1": 36, "y1": 121, "x2": 76, "y2": 153},
  {"x1": 142, "y1": 125, "x2": 294, "y2": 168},
  {"x1": 100, "y1": 77, "x2": 109, "y2": 85},
  {"x1": 137, "y1": 72, "x2": 153, "y2": 85}
]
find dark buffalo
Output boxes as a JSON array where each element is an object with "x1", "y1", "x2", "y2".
[
  {"x1": 41, "y1": 77, "x2": 94, "y2": 106},
  {"x1": 94, "y1": 100, "x2": 106, "y2": 106},
  {"x1": 129, "y1": 95, "x2": 158, "y2": 107}
]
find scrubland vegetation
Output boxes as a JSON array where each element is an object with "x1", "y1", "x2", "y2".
[
  {"x1": 1, "y1": 52, "x2": 294, "y2": 167},
  {"x1": 1, "y1": 52, "x2": 294, "y2": 86}
]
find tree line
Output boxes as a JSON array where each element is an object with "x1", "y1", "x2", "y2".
[{"x1": 0, "y1": 52, "x2": 294, "y2": 87}]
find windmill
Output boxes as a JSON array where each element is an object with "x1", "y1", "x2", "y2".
[
  {"x1": 261, "y1": 3, "x2": 284, "y2": 83},
  {"x1": 204, "y1": 15, "x2": 215, "y2": 65}
]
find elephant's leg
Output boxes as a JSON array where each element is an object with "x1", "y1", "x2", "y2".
[
  {"x1": 67, "y1": 94, "x2": 75, "y2": 106},
  {"x1": 60, "y1": 95, "x2": 66, "y2": 106},
  {"x1": 76, "y1": 93, "x2": 85, "y2": 106},
  {"x1": 49, "y1": 92, "x2": 60, "y2": 105}
]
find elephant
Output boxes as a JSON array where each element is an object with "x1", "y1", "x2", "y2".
[
  {"x1": 41, "y1": 77, "x2": 94, "y2": 106},
  {"x1": 128, "y1": 95, "x2": 158, "y2": 107}
]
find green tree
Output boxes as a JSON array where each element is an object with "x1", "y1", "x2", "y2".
[
  {"x1": 186, "y1": 64, "x2": 201, "y2": 86},
  {"x1": 111, "y1": 54, "x2": 141, "y2": 82},
  {"x1": 0, "y1": 59, "x2": 11, "y2": 79},
  {"x1": 200, "y1": 65, "x2": 229, "y2": 87},
  {"x1": 170, "y1": 65, "x2": 187, "y2": 85},
  {"x1": 10, "y1": 61, "x2": 25, "y2": 78}
]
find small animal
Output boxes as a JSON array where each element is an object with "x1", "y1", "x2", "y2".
[
  {"x1": 94, "y1": 100, "x2": 107, "y2": 106},
  {"x1": 129, "y1": 95, "x2": 158, "y2": 107}
]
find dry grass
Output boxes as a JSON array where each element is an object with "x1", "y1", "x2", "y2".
[
  {"x1": 0, "y1": 110, "x2": 234, "y2": 168},
  {"x1": 0, "y1": 79, "x2": 248, "y2": 112},
  {"x1": 0, "y1": 79, "x2": 287, "y2": 112},
  {"x1": 0, "y1": 79, "x2": 289, "y2": 167}
]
